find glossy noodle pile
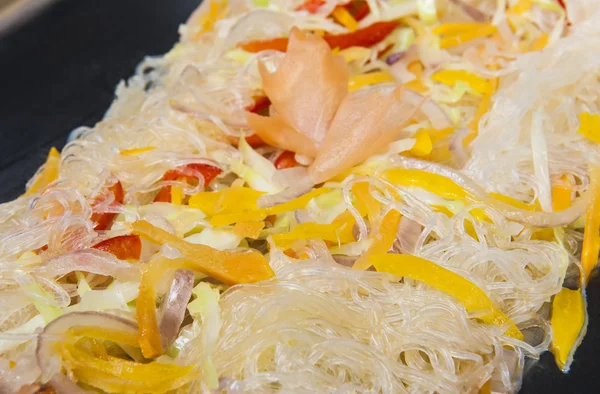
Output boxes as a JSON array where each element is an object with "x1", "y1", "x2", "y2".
[{"x1": 1, "y1": 0, "x2": 599, "y2": 393}]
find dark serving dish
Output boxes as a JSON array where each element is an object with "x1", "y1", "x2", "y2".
[{"x1": 0, "y1": 0, "x2": 598, "y2": 392}]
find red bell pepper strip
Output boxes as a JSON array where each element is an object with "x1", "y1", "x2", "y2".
[
  {"x1": 274, "y1": 151, "x2": 300, "y2": 169},
  {"x1": 92, "y1": 234, "x2": 142, "y2": 260},
  {"x1": 239, "y1": 21, "x2": 400, "y2": 53},
  {"x1": 345, "y1": 0, "x2": 370, "y2": 21},
  {"x1": 154, "y1": 164, "x2": 222, "y2": 203},
  {"x1": 91, "y1": 181, "x2": 124, "y2": 231},
  {"x1": 295, "y1": 0, "x2": 326, "y2": 14}
]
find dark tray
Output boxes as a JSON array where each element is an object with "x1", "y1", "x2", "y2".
[{"x1": 0, "y1": 0, "x2": 598, "y2": 392}]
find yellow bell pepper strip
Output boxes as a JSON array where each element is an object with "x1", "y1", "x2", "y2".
[
  {"x1": 438, "y1": 24, "x2": 497, "y2": 49},
  {"x1": 23, "y1": 147, "x2": 60, "y2": 197},
  {"x1": 529, "y1": 33, "x2": 548, "y2": 52},
  {"x1": 352, "y1": 182, "x2": 381, "y2": 227},
  {"x1": 170, "y1": 178, "x2": 185, "y2": 206},
  {"x1": 383, "y1": 168, "x2": 470, "y2": 201},
  {"x1": 61, "y1": 341, "x2": 193, "y2": 393},
  {"x1": 191, "y1": 0, "x2": 228, "y2": 41},
  {"x1": 348, "y1": 71, "x2": 395, "y2": 92},
  {"x1": 337, "y1": 46, "x2": 372, "y2": 63},
  {"x1": 552, "y1": 176, "x2": 572, "y2": 212},
  {"x1": 578, "y1": 112, "x2": 600, "y2": 144},
  {"x1": 550, "y1": 288, "x2": 587, "y2": 372},
  {"x1": 272, "y1": 221, "x2": 356, "y2": 249},
  {"x1": 189, "y1": 187, "x2": 265, "y2": 216},
  {"x1": 581, "y1": 166, "x2": 600, "y2": 281},
  {"x1": 370, "y1": 253, "x2": 523, "y2": 340},
  {"x1": 353, "y1": 210, "x2": 401, "y2": 270},
  {"x1": 120, "y1": 146, "x2": 155, "y2": 156},
  {"x1": 233, "y1": 221, "x2": 265, "y2": 239},
  {"x1": 431, "y1": 70, "x2": 492, "y2": 95},
  {"x1": 67, "y1": 326, "x2": 139, "y2": 348},
  {"x1": 410, "y1": 130, "x2": 433, "y2": 157},
  {"x1": 507, "y1": 0, "x2": 532, "y2": 15},
  {"x1": 210, "y1": 188, "x2": 332, "y2": 226},
  {"x1": 432, "y1": 23, "x2": 492, "y2": 36},
  {"x1": 332, "y1": 6, "x2": 358, "y2": 32}
]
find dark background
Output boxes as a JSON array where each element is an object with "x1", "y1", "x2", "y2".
[{"x1": 0, "y1": 0, "x2": 598, "y2": 392}]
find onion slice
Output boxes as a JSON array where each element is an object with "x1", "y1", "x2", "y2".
[
  {"x1": 395, "y1": 217, "x2": 423, "y2": 254},
  {"x1": 158, "y1": 270, "x2": 195, "y2": 349},
  {"x1": 36, "y1": 312, "x2": 137, "y2": 382},
  {"x1": 402, "y1": 90, "x2": 453, "y2": 130}
]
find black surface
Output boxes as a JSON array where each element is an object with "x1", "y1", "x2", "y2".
[{"x1": 0, "y1": 0, "x2": 598, "y2": 392}]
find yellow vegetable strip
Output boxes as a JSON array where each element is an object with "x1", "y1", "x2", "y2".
[
  {"x1": 210, "y1": 188, "x2": 331, "y2": 226},
  {"x1": 352, "y1": 182, "x2": 381, "y2": 227},
  {"x1": 353, "y1": 210, "x2": 401, "y2": 271},
  {"x1": 332, "y1": 6, "x2": 358, "y2": 32},
  {"x1": 431, "y1": 70, "x2": 492, "y2": 95},
  {"x1": 272, "y1": 222, "x2": 355, "y2": 248},
  {"x1": 370, "y1": 254, "x2": 523, "y2": 340},
  {"x1": 529, "y1": 33, "x2": 548, "y2": 52},
  {"x1": 338, "y1": 46, "x2": 372, "y2": 63},
  {"x1": 439, "y1": 24, "x2": 497, "y2": 49},
  {"x1": 384, "y1": 168, "x2": 470, "y2": 200},
  {"x1": 192, "y1": 0, "x2": 228, "y2": 40},
  {"x1": 120, "y1": 146, "x2": 155, "y2": 156},
  {"x1": 189, "y1": 187, "x2": 264, "y2": 216},
  {"x1": 552, "y1": 176, "x2": 572, "y2": 212},
  {"x1": 432, "y1": 23, "x2": 491, "y2": 35},
  {"x1": 578, "y1": 112, "x2": 600, "y2": 144},
  {"x1": 410, "y1": 130, "x2": 433, "y2": 157},
  {"x1": 581, "y1": 166, "x2": 600, "y2": 281},
  {"x1": 550, "y1": 288, "x2": 587, "y2": 372},
  {"x1": 233, "y1": 221, "x2": 265, "y2": 239},
  {"x1": 348, "y1": 71, "x2": 395, "y2": 92},
  {"x1": 23, "y1": 147, "x2": 60, "y2": 197},
  {"x1": 67, "y1": 327, "x2": 139, "y2": 348},
  {"x1": 507, "y1": 0, "x2": 533, "y2": 15},
  {"x1": 61, "y1": 342, "x2": 193, "y2": 393}
]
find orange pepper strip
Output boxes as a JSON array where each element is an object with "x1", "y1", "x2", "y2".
[
  {"x1": 239, "y1": 21, "x2": 399, "y2": 53},
  {"x1": 233, "y1": 221, "x2": 265, "y2": 239},
  {"x1": 132, "y1": 220, "x2": 273, "y2": 285},
  {"x1": 581, "y1": 166, "x2": 600, "y2": 282},
  {"x1": 353, "y1": 210, "x2": 401, "y2": 270},
  {"x1": 352, "y1": 182, "x2": 381, "y2": 227},
  {"x1": 92, "y1": 234, "x2": 142, "y2": 261}
]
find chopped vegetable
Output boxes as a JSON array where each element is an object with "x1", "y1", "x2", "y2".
[
  {"x1": 233, "y1": 221, "x2": 265, "y2": 238},
  {"x1": 91, "y1": 180, "x2": 124, "y2": 231},
  {"x1": 23, "y1": 147, "x2": 60, "y2": 197},
  {"x1": 347, "y1": 71, "x2": 395, "y2": 91},
  {"x1": 370, "y1": 253, "x2": 523, "y2": 340},
  {"x1": 353, "y1": 209, "x2": 401, "y2": 270},
  {"x1": 332, "y1": 6, "x2": 359, "y2": 32},
  {"x1": 383, "y1": 168, "x2": 470, "y2": 201},
  {"x1": 154, "y1": 163, "x2": 222, "y2": 203},
  {"x1": 410, "y1": 129, "x2": 433, "y2": 156},
  {"x1": 581, "y1": 166, "x2": 600, "y2": 281},
  {"x1": 436, "y1": 23, "x2": 497, "y2": 49},
  {"x1": 239, "y1": 21, "x2": 400, "y2": 53},
  {"x1": 550, "y1": 288, "x2": 587, "y2": 372},
  {"x1": 578, "y1": 112, "x2": 600, "y2": 144},
  {"x1": 274, "y1": 151, "x2": 300, "y2": 169},
  {"x1": 295, "y1": 0, "x2": 325, "y2": 14},
  {"x1": 92, "y1": 234, "x2": 142, "y2": 260},
  {"x1": 120, "y1": 147, "x2": 155, "y2": 156},
  {"x1": 431, "y1": 70, "x2": 492, "y2": 95}
]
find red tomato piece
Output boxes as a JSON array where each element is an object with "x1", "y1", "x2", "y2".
[
  {"x1": 91, "y1": 181, "x2": 124, "y2": 231},
  {"x1": 92, "y1": 234, "x2": 142, "y2": 260},
  {"x1": 153, "y1": 163, "x2": 222, "y2": 203},
  {"x1": 274, "y1": 151, "x2": 300, "y2": 169},
  {"x1": 295, "y1": 0, "x2": 326, "y2": 14}
]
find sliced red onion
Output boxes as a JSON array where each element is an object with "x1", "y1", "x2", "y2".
[
  {"x1": 36, "y1": 312, "x2": 137, "y2": 382},
  {"x1": 49, "y1": 373, "x2": 94, "y2": 394},
  {"x1": 402, "y1": 90, "x2": 453, "y2": 130},
  {"x1": 257, "y1": 176, "x2": 315, "y2": 208},
  {"x1": 158, "y1": 270, "x2": 195, "y2": 349},
  {"x1": 386, "y1": 52, "x2": 406, "y2": 66},
  {"x1": 395, "y1": 217, "x2": 423, "y2": 254},
  {"x1": 449, "y1": 0, "x2": 488, "y2": 22}
]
